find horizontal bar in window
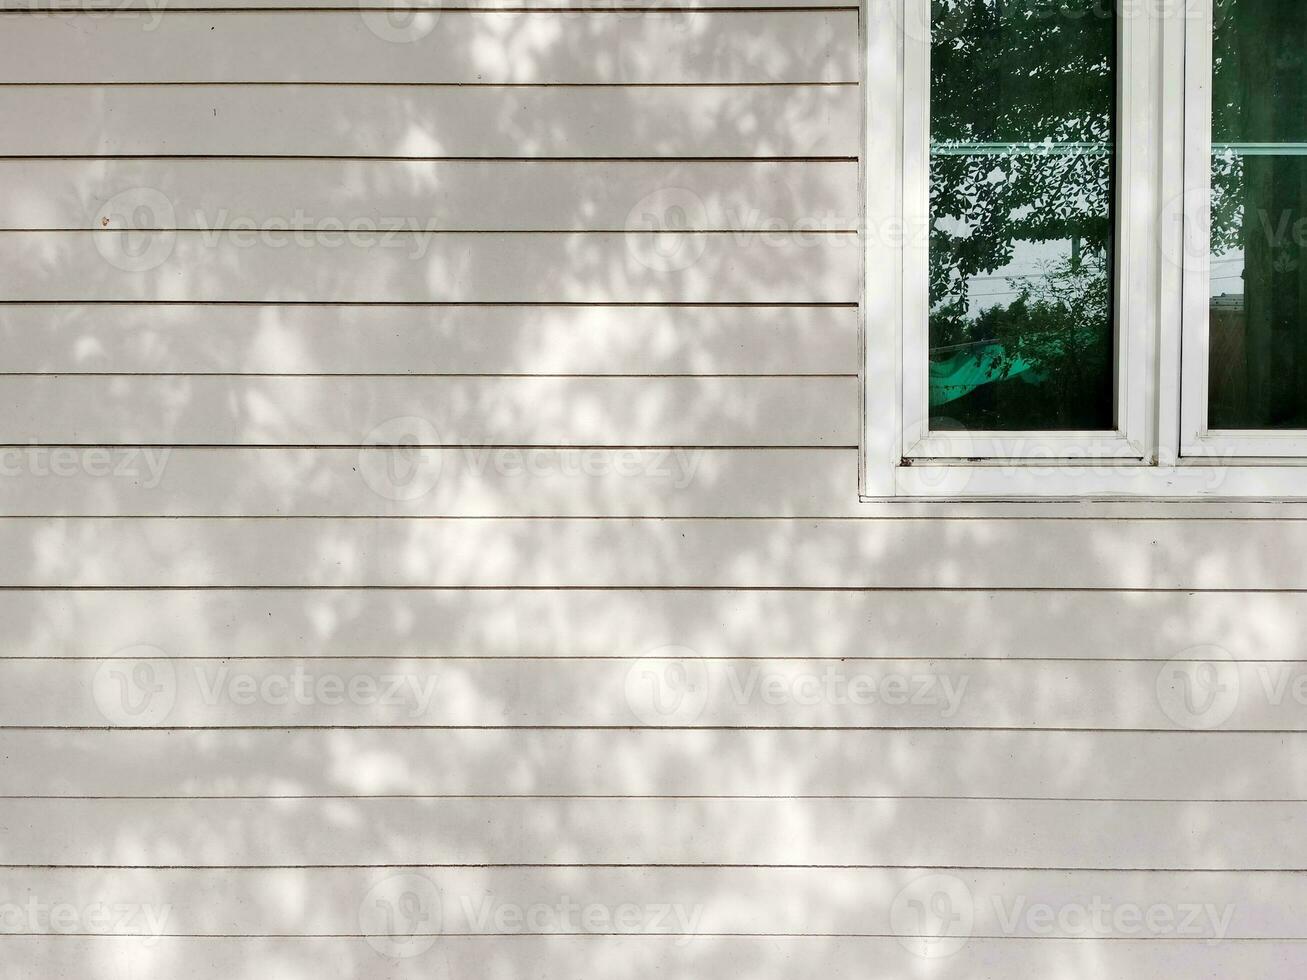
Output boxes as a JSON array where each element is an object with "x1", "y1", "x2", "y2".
[
  {"x1": 930, "y1": 141, "x2": 1112, "y2": 157},
  {"x1": 1212, "y1": 142, "x2": 1307, "y2": 156}
]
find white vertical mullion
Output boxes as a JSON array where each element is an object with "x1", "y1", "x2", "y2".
[
  {"x1": 1116, "y1": 0, "x2": 1160, "y2": 459},
  {"x1": 1177, "y1": 0, "x2": 1214, "y2": 455},
  {"x1": 861, "y1": 0, "x2": 906, "y2": 496},
  {"x1": 898, "y1": 0, "x2": 932, "y2": 456},
  {"x1": 1154, "y1": 0, "x2": 1190, "y2": 465}
]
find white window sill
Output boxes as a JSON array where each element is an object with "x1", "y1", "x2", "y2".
[{"x1": 863, "y1": 460, "x2": 1307, "y2": 501}]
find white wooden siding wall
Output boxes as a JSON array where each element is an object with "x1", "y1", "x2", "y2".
[{"x1": 0, "y1": 3, "x2": 1303, "y2": 979}]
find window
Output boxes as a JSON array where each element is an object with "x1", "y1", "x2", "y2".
[
  {"x1": 1180, "y1": 0, "x2": 1307, "y2": 455},
  {"x1": 920, "y1": 0, "x2": 1118, "y2": 438},
  {"x1": 863, "y1": 0, "x2": 1307, "y2": 498}
]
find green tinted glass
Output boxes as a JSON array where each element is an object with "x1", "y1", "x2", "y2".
[
  {"x1": 929, "y1": 0, "x2": 1116, "y2": 431},
  {"x1": 1209, "y1": 0, "x2": 1307, "y2": 429}
]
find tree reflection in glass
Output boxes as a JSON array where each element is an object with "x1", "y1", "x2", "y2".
[
  {"x1": 928, "y1": 0, "x2": 1116, "y2": 431},
  {"x1": 1209, "y1": 0, "x2": 1307, "y2": 429}
]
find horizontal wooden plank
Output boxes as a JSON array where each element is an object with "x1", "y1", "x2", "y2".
[
  {"x1": 0, "y1": 159, "x2": 859, "y2": 231},
  {"x1": 0, "y1": 866, "x2": 1291, "y2": 939},
  {"x1": 4, "y1": 729, "x2": 1304, "y2": 800},
  {"x1": 0, "y1": 797, "x2": 1298, "y2": 868},
  {"x1": 0, "y1": 12, "x2": 859, "y2": 85},
  {"x1": 6, "y1": 936, "x2": 1306, "y2": 980},
  {"x1": 0, "y1": 86, "x2": 860, "y2": 157},
  {"x1": 0, "y1": 0, "x2": 855, "y2": 9},
  {"x1": 0, "y1": 378, "x2": 854, "y2": 445},
  {"x1": 0, "y1": 589, "x2": 1298, "y2": 663},
  {"x1": 7, "y1": 657, "x2": 1307, "y2": 730},
  {"x1": 0, "y1": 233, "x2": 859, "y2": 303},
  {"x1": 0, "y1": 518, "x2": 1297, "y2": 588},
  {"x1": 0, "y1": 445, "x2": 941, "y2": 516},
  {"x1": 0, "y1": 304, "x2": 857, "y2": 374},
  {"x1": 11, "y1": 446, "x2": 1307, "y2": 519}
]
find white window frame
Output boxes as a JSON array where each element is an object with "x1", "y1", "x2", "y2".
[
  {"x1": 862, "y1": 0, "x2": 1307, "y2": 500},
  {"x1": 898, "y1": 0, "x2": 1155, "y2": 463},
  {"x1": 1177, "y1": 0, "x2": 1307, "y2": 460}
]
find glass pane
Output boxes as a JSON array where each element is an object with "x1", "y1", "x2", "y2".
[
  {"x1": 928, "y1": 0, "x2": 1116, "y2": 431},
  {"x1": 1209, "y1": 0, "x2": 1307, "y2": 429}
]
